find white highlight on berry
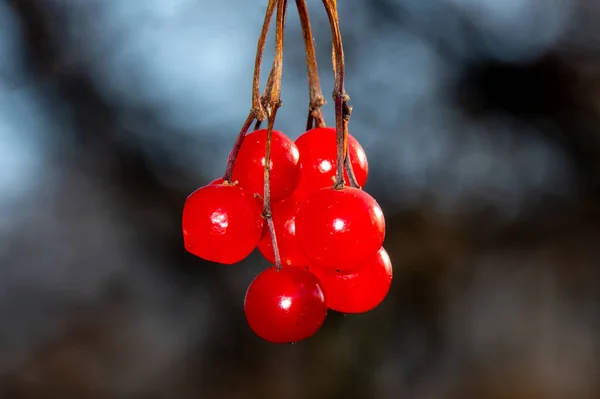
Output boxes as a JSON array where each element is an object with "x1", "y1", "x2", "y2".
[
  {"x1": 333, "y1": 218, "x2": 346, "y2": 232},
  {"x1": 318, "y1": 160, "x2": 333, "y2": 173},
  {"x1": 279, "y1": 297, "x2": 292, "y2": 310}
]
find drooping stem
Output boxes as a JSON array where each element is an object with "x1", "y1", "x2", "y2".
[
  {"x1": 344, "y1": 134, "x2": 361, "y2": 188},
  {"x1": 263, "y1": 0, "x2": 287, "y2": 271},
  {"x1": 252, "y1": 0, "x2": 278, "y2": 121},
  {"x1": 322, "y1": 0, "x2": 351, "y2": 189},
  {"x1": 296, "y1": 0, "x2": 326, "y2": 130},
  {"x1": 223, "y1": 112, "x2": 255, "y2": 181},
  {"x1": 223, "y1": 0, "x2": 277, "y2": 181},
  {"x1": 264, "y1": 107, "x2": 282, "y2": 271}
]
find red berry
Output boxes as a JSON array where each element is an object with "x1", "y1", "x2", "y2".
[
  {"x1": 182, "y1": 184, "x2": 263, "y2": 264},
  {"x1": 210, "y1": 177, "x2": 263, "y2": 208},
  {"x1": 258, "y1": 195, "x2": 310, "y2": 267},
  {"x1": 244, "y1": 266, "x2": 327, "y2": 343},
  {"x1": 231, "y1": 129, "x2": 300, "y2": 202},
  {"x1": 295, "y1": 186, "x2": 385, "y2": 271},
  {"x1": 294, "y1": 127, "x2": 368, "y2": 198},
  {"x1": 309, "y1": 247, "x2": 392, "y2": 313}
]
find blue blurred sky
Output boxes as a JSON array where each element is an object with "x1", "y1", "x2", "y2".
[{"x1": 0, "y1": 0, "x2": 582, "y2": 223}]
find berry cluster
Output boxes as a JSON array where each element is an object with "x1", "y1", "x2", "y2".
[
  {"x1": 182, "y1": 127, "x2": 391, "y2": 343},
  {"x1": 181, "y1": 0, "x2": 392, "y2": 343}
]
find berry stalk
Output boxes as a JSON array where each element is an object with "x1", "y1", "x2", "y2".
[
  {"x1": 223, "y1": 0, "x2": 277, "y2": 182},
  {"x1": 322, "y1": 0, "x2": 353, "y2": 189},
  {"x1": 252, "y1": 0, "x2": 279, "y2": 121},
  {"x1": 262, "y1": 0, "x2": 288, "y2": 271},
  {"x1": 263, "y1": 110, "x2": 283, "y2": 271},
  {"x1": 295, "y1": 0, "x2": 326, "y2": 130},
  {"x1": 223, "y1": 113, "x2": 255, "y2": 182},
  {"x1": 344, "y1": 128, "x2": 361, "y2": 188}
]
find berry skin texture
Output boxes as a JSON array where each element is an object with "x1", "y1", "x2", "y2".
[
  {"x1": 210, "y1": 177, "x2": 263, "y2": 207},
  {"x1": 309, "y1": 247, "x2": 392, "y2": 313},
  {"x1": 244, "y1": 266, "x2": 327, "y2": 343},
  {"x1": 258, "y1": 195, "x2": 310, "y2": 267},
  {"x1": 295, "y1": 186, "x2": 385, "y2": 271},
  {"x1": 294, "y1": 127, "x2": 368, "y2": 198},
  {"x1": 231, "y1": 129, "x2": 300, "y2": 202},
  {"x1": 182, "y1": 184, "x2": 263, "y2": 264}
]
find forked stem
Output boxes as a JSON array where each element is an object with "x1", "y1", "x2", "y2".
[
  {"x1": 296, "y1": 0, "x2": 326, "y2": 130},
  {"x1": 322, "y1": 0, "x2": 352, "y2": 189}
]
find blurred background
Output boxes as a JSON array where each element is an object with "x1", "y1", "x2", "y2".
[{"x1": 1, "y1": 0, "x2": 600, "y2": 398}]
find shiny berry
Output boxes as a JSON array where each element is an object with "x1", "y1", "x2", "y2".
[
  {"x1": 309, "y1": 247, "x2": 392, "y2": 313},
  {"x1": 182, "y1": 184, "x2": 263, "y2": 264},
  {"x1": 231, "y1": 129, "x2": 300, "y2": 202},
  {"x1": 244, "y1": 266, "x2": 327, "y2": 343},
  {"x1": 294, "y1": 127, "x2": 368, "y2": 198},
  {"x1": 295, "y1": 186, "x2": 385, "y2": 271},
  {"x1": 258, "y1": 195, "x2": 310, "y2": 267},
  {"x1": 210, "y1": 177, "x2": 263, "y2": 208}
]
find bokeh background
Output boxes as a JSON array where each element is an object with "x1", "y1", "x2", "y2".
[{"x1": 1, "y1": 0, "x2": 600, "y2": 398}]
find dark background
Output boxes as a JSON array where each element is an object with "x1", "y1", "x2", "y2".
[{"x1": 1, "y1": 0, "x2": 599, "y2": 398}]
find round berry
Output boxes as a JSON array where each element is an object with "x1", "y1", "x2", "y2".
[
  {"x1": 244, "y1": 266, "x2": 327, "y2": 343},
  {"x1": 294, "y1": 127, "x2": 368, "y2": 198},
  {"x1": 210, "y1": 177, "x2": 263, "y2": 208},
  {"x1": 295, "y1": 186, "x2": 385, "y2": 271},
  {"x1": 309, "y1": 247, "x2": 392, "y2": 313},
  {"x1": 231, "y1": 129, "x2": 300, "y2": 202},
  {"x1": 258, "y1": 195, "x2": 310, "y2": 267},
  {"x1": 182, "y1": 184, "x2": 263, "y2": 264}
]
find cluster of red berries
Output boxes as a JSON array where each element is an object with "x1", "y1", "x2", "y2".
[{"x1": 182, "y1": 126, "x2": 391, "y2": 343}]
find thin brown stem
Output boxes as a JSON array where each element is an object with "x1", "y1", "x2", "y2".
[
  {"x1": 252, "y1": 0, "x2": 278, "y2": 121},
  {"x1": 344, "y1": 124, "x2": 361, "y2": 188},
  {"x1": 223, "y1": 0, "x2": 277, "y2": 180},
  {"x1": 305, "y1": 112, "x2": 314, "y2": 131},
  {"x1": 265, "y1": 217, "x2": 282, "y2": 270},
  {"x1": 262, "y1": 0, "x2": 286, "y2": 106},
  {"x1": 263, "y1": 107, "x2": 282, "y2": 270},
  {"x1": 261, "y1": 64, "x2": 279, "y2": 110},
  {"x1": 262, "y1": 109, "x2": 280, "y2": 216},
  {"x1": 263, "y1": 0, "x2": 287, "y2": 271},
  {"x1": 344, "y1": 156, "x2": 360, "y2": 187},
  {"x1": 253, "y1": 119, "x2": 263, "y2": 131},
  {"x1": 322, "y1": 0, "x2": 351, "y2": 189},
  {"x1": 223, "y1": 112, "x2": 255, "y2": 181},
  {"x1": 296, "y1": 0, "x2": 326, "y2": 129}
]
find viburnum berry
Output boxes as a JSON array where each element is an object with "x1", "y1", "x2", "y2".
[
  {"x1": 258, "y1": 195, "x2": 310, "y2": 267},
  {"x1": 295, "y1": 186, "x2": 385, "y2": 271},
  {"x1": 210, "y1": 177, "x2": 263, "y2": 207},
  {"x1": 294, "y1": 127, "x2": 368, "y2": 198},
  {"x1": 182, "y1": 184, "x2": 263, "y2": 264},
  {"x1": 309, "y1": 247, "x2": 392, "y2": 313},
  {"x1": 244, "y1": 266, "x2": 327, "y2": 343},
  {"x1": 231, "y1": 128, "x2": 300, "y2": 202}
]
